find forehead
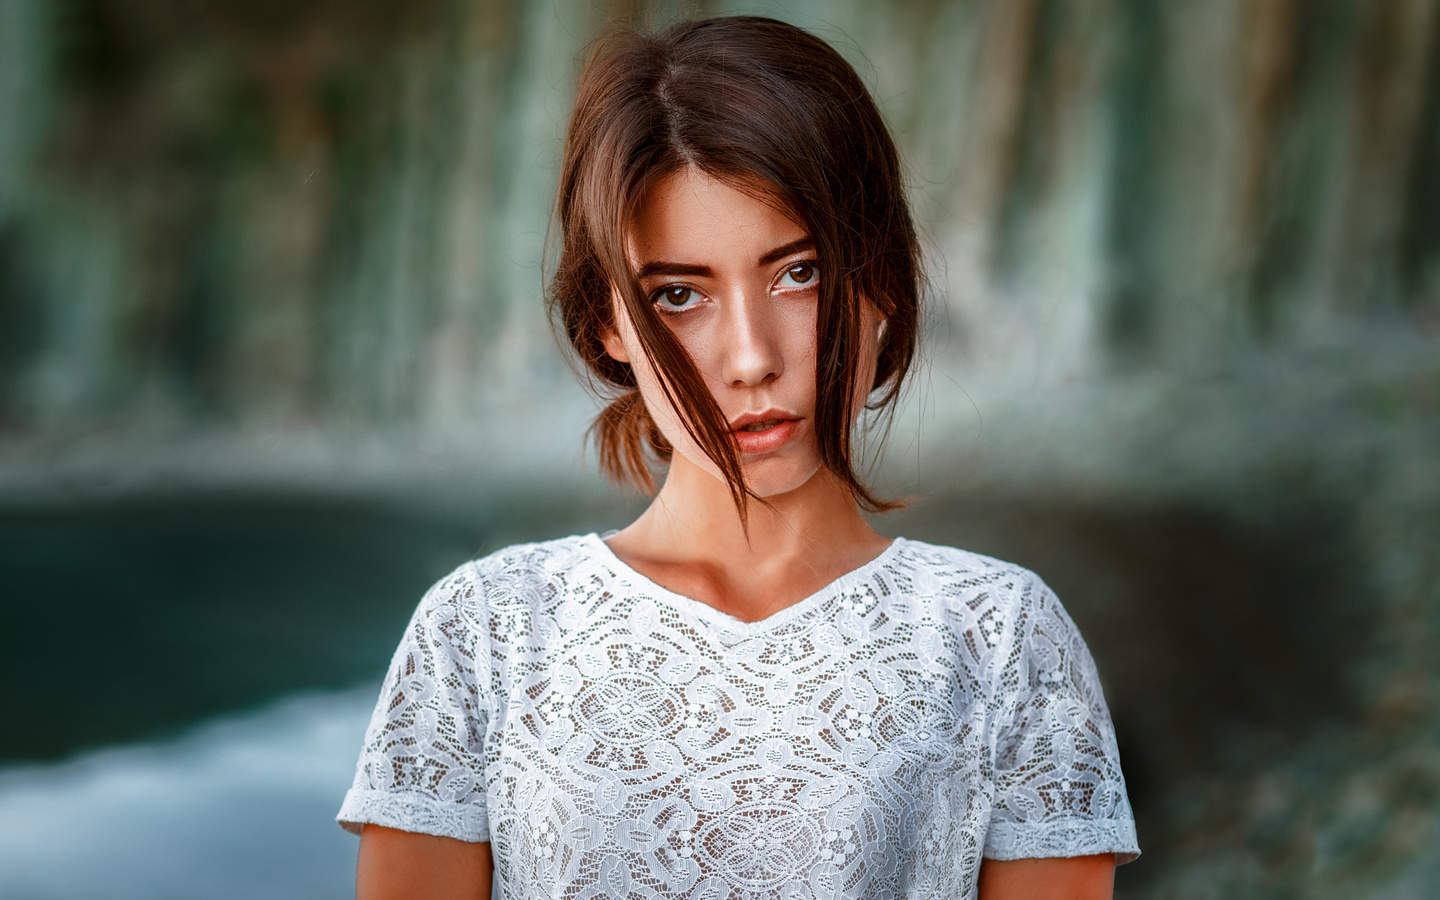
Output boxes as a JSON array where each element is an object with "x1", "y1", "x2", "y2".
[{"x1": 628, "y1": 168, "x2": 807, "y2": 264}]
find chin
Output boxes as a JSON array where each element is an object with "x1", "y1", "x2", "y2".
[
  {"x1": 667, "y1": 441, "x2": 828, "y2": 502},
  {"x1": 738, "y1": 459, "x2": 827, "y2": 500}
]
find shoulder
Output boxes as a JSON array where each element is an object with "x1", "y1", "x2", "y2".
[
  {"x1": 887, "y1": 537, "x2": 1055, "y2": 614},
  {"x1": 468, "y1": 532, "x2": 595, "y2": 582},
  {"x1": 884, "y1": 538, "x2": 1083, "y2": 668},
  {"x1": 397, "y1": 534, "x2": 601, "y2": 671},
  {"x1": 889, "y1": 537, "x2": 1035, "y2": 579},
  {"x1": 419, "y1": 533, "x2": 601, "y2": 618}
]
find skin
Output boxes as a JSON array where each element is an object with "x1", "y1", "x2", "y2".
[
  {"x1": 599, "y1": 166, "x2": 891, "y2": 622},
  {"x1": 356, "y1": 826, "x2": 491, "y2": 900},
  {"x1": 355, "y1": 167, "x2": 1117, "y2": 899}
]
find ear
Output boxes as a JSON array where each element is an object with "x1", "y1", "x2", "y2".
[
  {"x1": 599, "y1": 287, "x2": 635, "y2": 364},
  {"x1": 861, "y1": 295, "x2": 887, "y2": 342},
  {"x1": 600, "y1": 324, "x2": 630, "y2": 365}
]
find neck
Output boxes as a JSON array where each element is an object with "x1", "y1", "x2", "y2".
[{"x1": 605, "y1": 455, "x2": 891, "y2": 620}]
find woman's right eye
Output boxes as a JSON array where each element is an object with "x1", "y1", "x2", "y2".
[{"x1": 650, "y1": 285, "x2": 703, "y2": 313}]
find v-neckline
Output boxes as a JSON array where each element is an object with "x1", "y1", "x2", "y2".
[{"x1": 585, "y1": 531, "x2": 904, "y2": 638}]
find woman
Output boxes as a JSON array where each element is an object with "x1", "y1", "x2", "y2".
[{"x1": 339, "y1": 16, "x2": 1139, "y2": 899}]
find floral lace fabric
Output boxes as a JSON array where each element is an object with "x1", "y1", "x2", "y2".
[{"x1": 338, "y1": 533, "x2": 1139, "y2": 898}]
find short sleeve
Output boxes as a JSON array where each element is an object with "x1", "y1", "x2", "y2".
[
  {"x1": 336, "y1": 562, "x2": 493, "y2": 842},
  {"x1": 984, "y1": 572, "x2": 1140, "y2": 863}
]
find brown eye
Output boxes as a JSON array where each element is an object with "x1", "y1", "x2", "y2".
[
  {"x1": 650, "y1": 285, "x2": 702, "y2": 312},
  {"x1": 778, "y1": 262, "x2": 818, "y2": 288}
]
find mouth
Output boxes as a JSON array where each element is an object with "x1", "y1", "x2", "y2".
[
  {"x1": 737, "y1": 419, "x2": 785, "y2": 432},
  {"x1": 728, "y1": 411, "x2": 802, "y2": 454},
  {"x1": 729, "y1": 411, "x2": 800, "y2": 433}
]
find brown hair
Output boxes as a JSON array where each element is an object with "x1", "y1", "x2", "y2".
[{"x1": 548, "y1": 15, "x2": 921, "y2": 518}]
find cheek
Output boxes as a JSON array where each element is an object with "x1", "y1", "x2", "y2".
[
  {"x1": 768, "y1": 300, "x2": 820, "y2": 386},
  {"x1": 624, "y1": 342, "x2": 699, "y2": 449},
  {"x1": 610, "y1": 302, "x2": 672, "y2": 412},
  {"x1": 852, "y1": 314, "x2": 883, "y2": 410}
]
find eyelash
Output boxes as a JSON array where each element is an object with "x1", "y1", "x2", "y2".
[{"x1": 648, "y1": 261, "x2": 821, "y2": 315}]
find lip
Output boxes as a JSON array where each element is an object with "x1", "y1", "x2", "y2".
[{"x1": 729, "y1": 409, "x2": 802, "y2": 455}]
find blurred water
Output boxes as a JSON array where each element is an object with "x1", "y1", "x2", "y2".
[
  {"x1": 0, "y1": 688, "x2": 373, "y2": 900},
  {"x1": 0, "y1": 485, "x2": 623, "y2": 898},
  {"x1": 0, "y1": 489, "x2": 488, "y2": 761}
]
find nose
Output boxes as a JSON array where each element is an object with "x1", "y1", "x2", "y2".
[{"x1": 720, "y1": 294, "x2": 783, "y2": 387}]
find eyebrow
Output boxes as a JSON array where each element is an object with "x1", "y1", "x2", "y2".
[
  {"x1": 758, "y1": 237, "x2": 815, "y2": 267},
  {"x1": 635, "y1": 237, "x2": 814, "y2": 281}
]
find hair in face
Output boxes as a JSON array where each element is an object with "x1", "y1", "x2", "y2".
[{"x1": 549, "y1": 15, "x2": 921, "y2": 518}]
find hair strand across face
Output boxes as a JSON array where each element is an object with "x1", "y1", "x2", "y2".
[{"x1": 548, "y1": 15, "x2": 922, "y2": 519}]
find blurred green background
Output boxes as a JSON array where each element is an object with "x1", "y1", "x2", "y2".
[{"x1": 0, "y1": 0, "x2": 1437, "y2": 897}]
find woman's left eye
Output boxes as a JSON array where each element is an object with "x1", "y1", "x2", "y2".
[{"x1": 776, "y1": 262, "x2": 819, "y2": 290}]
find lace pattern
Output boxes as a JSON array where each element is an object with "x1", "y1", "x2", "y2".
[{"x1": 339, "y1": 534, "x2": 1139, "y2": 897}]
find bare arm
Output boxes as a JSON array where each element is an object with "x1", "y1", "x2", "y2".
[
  {"x1": 977, "y1": 854, "x2": 1116, "y2": 900},
  {"x1": 356, "y1": 825, "x2": 493, "y2": 900}
]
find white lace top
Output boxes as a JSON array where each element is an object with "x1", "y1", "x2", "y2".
[{"x1": 338, "y1": 533, "x2": 1139, "y2": 897}]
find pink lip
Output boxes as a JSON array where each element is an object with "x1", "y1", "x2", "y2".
[{"x1": 729, "y1": 410, "x2": 801, "y2": 455}]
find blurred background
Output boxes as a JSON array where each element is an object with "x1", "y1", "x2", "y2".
[{"x1": 1, "y1": 0, "x2": 1437, "y2": 896}]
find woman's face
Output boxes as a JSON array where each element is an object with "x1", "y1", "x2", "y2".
[{"x1": 602, "y1": 167, "x2": 882, "y2": 499}]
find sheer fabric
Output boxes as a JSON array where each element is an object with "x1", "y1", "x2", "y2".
[{"x1": 338, "y1": 533, "x2": 1138, "y2": 898}]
